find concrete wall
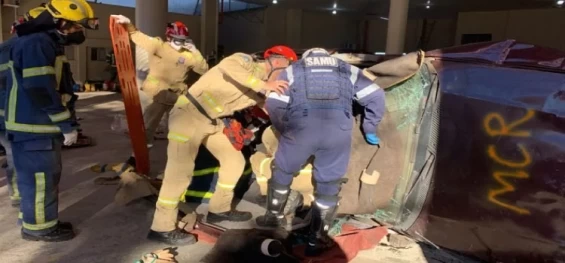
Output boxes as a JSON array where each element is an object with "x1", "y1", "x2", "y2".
[
  {"x1": 0, "y1": 1, "x2": 200, "y2": 84},
  {"x1": 456, "y1": 8, "x2": 565, "y2": 50},
  {"x1": 366, "y1": 18, "x2": 456, "y2": 53},
  {"x1": 219, "y1": 7, "x2": 361, "y2": 54},
  {"x1": 219, "y1": 7, "x2": 457, "y2": 55},
  {"x1": 0, "y1": 1, "x2": 458, "y2": 83}
]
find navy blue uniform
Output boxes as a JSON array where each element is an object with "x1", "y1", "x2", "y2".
[
  {"x1": 0, "y1": 37, "x2": 19, "y2": 204},
  {"x1": 6, "y1": 31, "x2": 75, "y2": 234},
  {"x1": 265, "y1": 51, "x2": 385, "y2": 207}
]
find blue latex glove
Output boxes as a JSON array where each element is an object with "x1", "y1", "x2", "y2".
[{"x1": 365, "y1": 133, "x2": 380, "y2": 145}]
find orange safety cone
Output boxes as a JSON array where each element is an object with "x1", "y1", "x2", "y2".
[{"x1": 109, "y1": 16, "x2": 150, "y2": 175}]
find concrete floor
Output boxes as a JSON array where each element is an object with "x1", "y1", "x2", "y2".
[{"x1": 0, "y1": 92, "x2": 480, "y2": 263}]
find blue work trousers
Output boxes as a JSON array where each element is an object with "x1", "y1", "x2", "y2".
[
  {"x1": 12, "y1": 137, "x2": 63, "y2": 235},
  {"x1": 0, "y1": 131, "x2": 19, "y2": 202},
  {"x1": 272, "y1": 109, "x2": 352, "y2": 206}
]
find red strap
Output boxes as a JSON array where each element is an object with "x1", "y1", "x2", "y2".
[{"x1": 249, "y1": 106, "x2": 269, "y2": 121}]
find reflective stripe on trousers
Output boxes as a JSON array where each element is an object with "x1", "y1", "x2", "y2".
[
  {"x1": 0, "y1": 132, "x2": 19, "y2": 201},
  {"x1": 184, "y1": 166, "x2": 253, "y2": 199},
  {"x1": 13, "y1": 138, "x2": 63, "y2": 234}
]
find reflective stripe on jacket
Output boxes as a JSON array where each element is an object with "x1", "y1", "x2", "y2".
[
  {"x1": 6, "y1": 31, "x2": 74, "y2": 142},
  {"x1": 0, "y1": 37, "x2": 18, "y2": 131}
]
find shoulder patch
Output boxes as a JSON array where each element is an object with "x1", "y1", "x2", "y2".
[{"x1": 239, "y1": 54, "x2": 251, "y2": 63}]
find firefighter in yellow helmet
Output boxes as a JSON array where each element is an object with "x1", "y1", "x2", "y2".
[
  {"x1": 1, "y1": 4, "x2": 50, "y2": 210},
  {"x1": 8, "y1": 0, "x2": 98, "y2": 242}
]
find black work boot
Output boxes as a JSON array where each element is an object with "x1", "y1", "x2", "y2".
[
  {"x1": 304, "y1": 201, "x2": 339, "y2": 257},
  {"x1": 147, "y1": 229, "x2": 197, "y2": 245},
  {"x1": 125, "y1": 155, "x2": 136, "y2": 168},
  {"x1": 21, "y1": 222, "x2": 76, "y2": 242},
  {"x1": 255, "y1": 179, "x2": 291, "y2": 229},
  {"x1": 206, "y1": 210, "x2": 253, "y2": 223}
]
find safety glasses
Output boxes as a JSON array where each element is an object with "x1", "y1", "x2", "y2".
[
  {"x1": 172, "y1": 38, "x2": 188, "y2": 46},
  {"x1": 76, "y1": 17, "x2": 99, "y2": 30}
]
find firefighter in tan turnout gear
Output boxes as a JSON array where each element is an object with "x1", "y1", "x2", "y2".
[
  {"x1": 251, "y1": 126, "x2": 314, "y2": 205},
  {"x1": 146, "y1": 46, "x2": 298, "y2": 245},
  {"x1": 110, "y1": 15, "x2": 208, "y2": 153}
]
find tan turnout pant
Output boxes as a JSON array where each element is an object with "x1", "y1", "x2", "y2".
[
  {"x1": 143, "y1": 102, "x2": 172, "y2": 145},
  {"x1": 150, "y1": 97, "x2": 246, "y2": 232},
  {"x1": 250, "y1": 126, "x2": 315, "y2": 206},
  {"x1": 141, "y1": 84, "x2": 183, "y2": 146}
]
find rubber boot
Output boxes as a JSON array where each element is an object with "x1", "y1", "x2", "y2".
[
  {"x1": 255, "y1": 179, "x2": 290, "y2": 229},
  {"x1": 147, "y1": 229, "x2": 197, "y2": 246},
  {"x1": 304, "y1": 202, "x2": 339, "y2": 257},
  {"x1": 21, "y1": 222, "x2": 76, "y2": 242},
  {"x1": 282, "y1": 190, "x2": 310, "y2": 231}
]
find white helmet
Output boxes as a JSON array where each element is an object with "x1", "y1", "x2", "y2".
[{"x1": 302, "y1": 47, "x2": 329, "y2": 58}]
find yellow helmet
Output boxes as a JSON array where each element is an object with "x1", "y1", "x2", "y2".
[
  {"x1": 46, "y1": 0, "x2": 98, "y2": 29},
  {"x1": 24, "y1": 5, "x2": 47, "y2": 21},
  {"x1": 11, "y1": 5, "x2": 47, "y2": 34}
]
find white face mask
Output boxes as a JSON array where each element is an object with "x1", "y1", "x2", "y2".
[{"x1": 169, "y1": 41, "x2": 183, "y2": 51}]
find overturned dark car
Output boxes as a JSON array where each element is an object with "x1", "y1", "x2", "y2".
[{"x1": 183, "y1": 40, "x2": 565, "y2": 263}]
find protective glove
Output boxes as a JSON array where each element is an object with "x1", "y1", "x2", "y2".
[
  {"x1": 365, "y1": 133, "x2": 380, "y2": 145},
  {"x1": 110, "y1": 14, "x2": 131, "y2": 24},
  {"x1": 184, "y1": 42, "x2": 196, "y2": 51},
  {"x1": 63, "y1": 130, "x2": 78, "y2": 146}
]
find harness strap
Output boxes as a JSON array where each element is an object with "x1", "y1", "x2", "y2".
[{"x1": 186, "y1": 92, "x2": 217, "y2": 125}]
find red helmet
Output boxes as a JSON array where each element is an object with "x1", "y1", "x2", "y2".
[
  {"x1": 166, "y1": 21, "x2": 189, "y2": 40},
  {"x1": 264, "y1": 45, "x2": 298, "y2": 62}
]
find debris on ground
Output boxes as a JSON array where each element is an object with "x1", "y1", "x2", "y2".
[
  {"x1": 388, "y1": 233, "x2": 416, "y2": 249},
  {"x1": 136, "y1": 247, "x2": 179, "y2": 263}
]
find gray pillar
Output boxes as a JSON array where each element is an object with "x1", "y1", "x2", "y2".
[
  {"x1": 134, "y1": 0, "x2": 168, "y2": 110},
  {"x1": 135, "y1": 0, "x2": 168, "y2": 38},
  {"x1": 201, "y1": 0, "x2": 219, "y2": 60},
  {"x1": 385, "y1": 0, "x2": 409, "y2": 55}
]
